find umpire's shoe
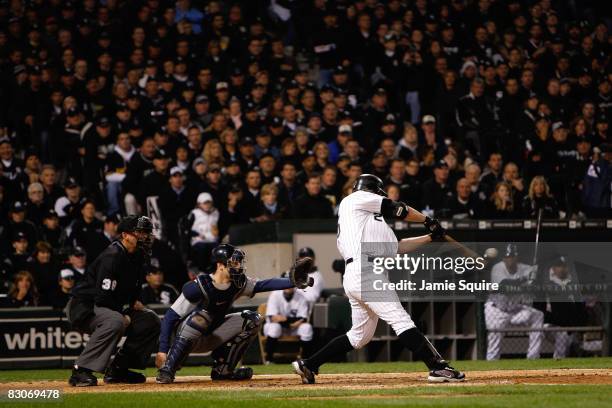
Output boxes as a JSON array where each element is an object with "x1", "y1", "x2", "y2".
[
  {"x1": 211, "y1": 366, "x2": 253, "y2": 381},
  {"x1": 69, "y1": 367, "x2": 98, "y2": 387},
  {"x1": 292, "y1": 359, "x2": 316, "y2": 384},
  {"x1": 428, "y1": 363, "x2": 465, "y2": 383},
  {"x1": 156, "y1": 368, "x2": 175, "y2": 384},
  {"x1": 103, "y1": 367, "x2": 146, "y2": 384}
]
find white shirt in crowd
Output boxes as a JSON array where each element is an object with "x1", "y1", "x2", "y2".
[{"x1": 190, "y1": 207, "x2": 219, "y2": 245}]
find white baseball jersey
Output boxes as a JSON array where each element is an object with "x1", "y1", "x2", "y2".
[
  {"x1": 266, "y1": 290, "x2": 309, "y2": 320},
  {"x1": 488, "y1": 261, "x2": 535, "y2": 312},
  {"x1": 337, "y1": 190, "x2": 398, "y2": 260},
  {"x1": 336, "y1": 190, "x2": 416, "y2": 348}
]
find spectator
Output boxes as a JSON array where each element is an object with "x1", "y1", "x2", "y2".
[
  {"x1": 1, "y1": 271, "x2": 39, "y2": 308},
  {"x1": 66, "y1": 247, "x2": 88, "y2": 282},
  {"x1": 522, "y1": 176, "x2": 559, "y2": 219},
  {"x1": 481, "y1": 152, "x2": 504, "y2": 197},
  {"x1": 328, "y1": 125, "x2": 352, "y2": 164},
  {"x1": 39, "y1": 165, "x2": 63, "y2": 209},
  {"x1": 456, "y1": 78, "x2": 494, "y2": 157},
  {"x1": 502, "y1": 162, "x2": 525, "y2": 208},
  {"x1": 138, "y1": 148, "x2": 170, "y2": 210},
  {"x1": 190, "y1": 192, "x2": 219, "y2": 270},
  {"x1": 30, "y1": 241, "x2": 58, "y2": 301},
  {"x1": 444, "y1": 178, "x2": 482, "y2": 219},
  {"x1": 25, "y1": 182, "x2": 47, "y2": 226},
  {"x1": 140, "y1": 259, "x2": 179, "y2": 306},
  {"x1": 293, "y1": 174, "x2": 334, "y2": 219},
  {"x1": 54, "y1": 178, "x2": 83, "y2": 226},
  {"x1": 487, "y1": 182, "x2": 520, "y2": 219},
  {"x1": 263, "y1": 287, "x2": 313, "y2": 364},
  {"x1": 6, "y1": 232, "x2": 33, "y2": 276},
  {"x1": 48, "y1": 269, "x2": 75, "y2": 310},
  {"x1": 104, "y1": 132, "x2": 136, "y2": 216},
  {"x1": 122, "y1": 137, "x2": 156, "y2": 215},
  {"x1": 259, "y1": 154, "x2": 278, "y2": 185},
  {"x1": 277, "y1": 162, "x2": 301, "y2": 210},
  {"x1": 582, "y1": 143, "x2": 612, "y2": 217},
  {"x1": 68, "y1": 199, "x2": 104, "y2": 260},
  {"x1": 40, "y1": 210, "x2": 62, "y2": 248},
  {"x1": 6, "y1": 201, "x2": 38, "y2": 251},
  {"x1": 320, "y1": 166, "x2": 340, "y2": 210},
  {"x1": 252, "y1": 183, "x2": 287, "y2": 222},
  {"x1": 397, "y1": 124, "x2": 419, "y2": 161},
  {"x1": 159, "y1": 167, "x2": 195, "y2": 245},
  {"x1": 422, "y1": 160, "x2": 453, "y2": 214}
]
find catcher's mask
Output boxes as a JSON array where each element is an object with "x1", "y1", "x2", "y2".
[{"x1": 212, "y1": 244, "x2": 247, "y2": 288}]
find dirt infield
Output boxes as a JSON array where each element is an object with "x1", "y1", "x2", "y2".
[{"x1": 1, "y1": 369, "x2": 611, "y2": 394}]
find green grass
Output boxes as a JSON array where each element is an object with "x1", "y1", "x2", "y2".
[
  {"x1": 2, "y1": 359, "x2": 611, "y2": 407},
  {"x1": 1, "y1": 357, "x2": 611, "y2": 382}
]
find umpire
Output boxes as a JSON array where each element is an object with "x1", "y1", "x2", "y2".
[{"x1": 66, "y1": 216, "x2": 161, "y2": 386}]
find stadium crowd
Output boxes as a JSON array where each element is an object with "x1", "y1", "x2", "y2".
[{"x1": 0, "y1": 0, "x2": 610, "y2": 307}]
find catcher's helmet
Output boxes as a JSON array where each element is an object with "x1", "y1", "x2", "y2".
[
  {"x1": 352, "y1": 174, "x2": 387, "y2": 196},
  {"x1": 211, "y1": 244, "x2": 247, "y2": 288},
  {"x1": 298, "y1": 247, "x2": 315, "y2": 259}
]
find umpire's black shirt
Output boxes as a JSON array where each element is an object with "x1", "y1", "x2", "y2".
[{"x1": 71, "y1": 241, "x2": 145, "y2": 313}]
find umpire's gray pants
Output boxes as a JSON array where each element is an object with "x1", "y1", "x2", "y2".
[{"x1": 74, "y1": 306, "x2": 160, "y2": 373}]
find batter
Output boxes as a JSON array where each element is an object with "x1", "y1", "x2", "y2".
[{"x1": 292, "y1": 174, "x2": 465, "y2": 384}]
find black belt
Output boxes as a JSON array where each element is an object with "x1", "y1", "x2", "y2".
[{"x1": 345, "y1": 256, "x2": 376, "y2": 265}]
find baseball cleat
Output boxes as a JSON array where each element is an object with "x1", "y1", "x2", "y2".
[
  {"x1": 68, "y1": 368, "x2": 98, "y2": 387},
  {"x1": 156, "y1": 368, "x2": 175, "y2": 384},
  {"x1": 427, "y1": 365, "x2": 465, "y2": 383},
  {"x1": 292, "y1": 359, "x2": 316, "y2": 384},
  {"x1": 211, "y1": 366, "x2": 253, "y2": 381},
  {"x1": 104, "y1": 368, "x2": 146, "y2": 384}
]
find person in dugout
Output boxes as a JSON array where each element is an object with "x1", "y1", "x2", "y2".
[{"x1": 66, "y1": 216, "x2": 161, "y2": 387}]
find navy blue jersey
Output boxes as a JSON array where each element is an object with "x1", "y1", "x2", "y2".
[{"x1": 158, "y1": 273, "x2": 293, "y2": 352}]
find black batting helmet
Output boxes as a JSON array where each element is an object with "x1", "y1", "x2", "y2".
[
  {"x1": 504, "y1": 243, "x2": 518, "y2": 257},
  {"x1": 352, "y1": 174, "x2": 387, "y2": 196}
]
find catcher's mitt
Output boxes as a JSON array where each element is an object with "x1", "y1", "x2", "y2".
[{"x1": 289, "y1": 257, "x2": 314, "y2": 289}]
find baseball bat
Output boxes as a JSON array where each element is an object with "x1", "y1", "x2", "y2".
[
  {"x1": 443, "y1": 234, "x2": 481, "y2": 259},
  {"x1": 529, "y1": 208, "x2": 544, "y2": 282},
  {"x1": 532, "y1": 208, "x2": 543, "y2": 265}
]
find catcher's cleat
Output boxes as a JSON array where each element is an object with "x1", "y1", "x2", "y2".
[
  {"x1": 68, "y1": 367, "x2": 98, "y2": 387},
  {"x1": 211, "y1": 366, "x2": 253, "y2": 381},
  {"x1": 292, "y1": 359, "x2": 316, "y2": 384},
  {"x1": 156, "y1": 368, "x2": 175, "y2": 384},
  {"x1": 427, "y1": 365, "x2": 465, "y2": 383}
]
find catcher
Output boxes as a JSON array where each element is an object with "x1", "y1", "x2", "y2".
[{"x1": 156, "y1": 243, "x2": 313, "y2": 383}]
